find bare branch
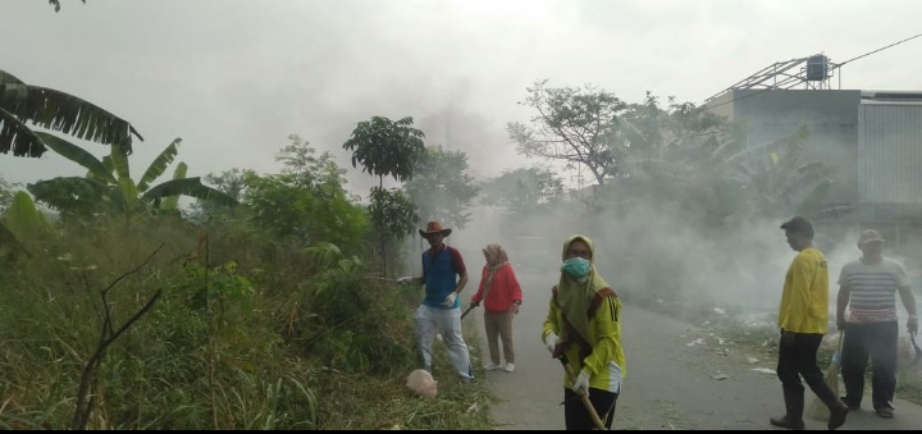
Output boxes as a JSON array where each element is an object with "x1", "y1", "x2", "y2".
[{"x1": 71, "y1": 244, "x2": 164, "y2": 430}]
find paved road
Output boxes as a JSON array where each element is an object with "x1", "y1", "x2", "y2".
[{"x1": 473, "y1": 270, "x2": 922, "y2": 430}]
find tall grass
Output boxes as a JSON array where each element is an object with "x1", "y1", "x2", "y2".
[{"x1": 0, "y1": 214, "x2": 495, "y2": 430}]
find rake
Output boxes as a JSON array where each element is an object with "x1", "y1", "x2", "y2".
[
  {"x1": 461, "y1": 304, "x2": 477, "y2": 320},
  {"x1": 558, "y1": 355, "x2": 608, "y2": 430},
  {"x1": 808, "y1": 333, "x2": 843, "y2": 421}
]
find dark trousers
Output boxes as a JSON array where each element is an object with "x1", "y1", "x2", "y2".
[
  {"x1": 840, "y1": 321, "x2": 898, "y2": 411},
  {"x1": 776, "y1": 332, "x2": 840, "y2": 419},
  {"x1": 563, "y1": 387, "x2": 618, "y2": 430}
]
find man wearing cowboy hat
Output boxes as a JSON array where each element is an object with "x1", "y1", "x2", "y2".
[
  {"x1": 400, "y1": 221, "x2": 474, "y2": 382},
  {"x1": 836, "y1": 228, "x2": 918, "y2": 419}
]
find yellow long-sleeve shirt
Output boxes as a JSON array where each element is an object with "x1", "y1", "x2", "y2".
[
  {"x1": 542, "y1": 293, "x2": 627, "y2": 393},
  {"x1": 777, "y1": 247, "x2": 829, "y2": 334}
]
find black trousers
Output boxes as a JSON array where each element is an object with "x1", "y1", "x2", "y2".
[
  {"x1": 840, "y1": 321, "x2": 898, "y2": 411},
  {"x1": 776, "y1": 332, "x2": 839, "y2": 419},
  {"x1": 563, "y1": 387, "x2": 618, "y2": 430}
]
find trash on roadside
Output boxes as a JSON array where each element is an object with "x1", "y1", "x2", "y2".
[
  {"x1": 406, "y1": 369, "x2": 438, "y2": 398},
  {"x1": 686, "y1": 337, "x2": 705, "y2": 347},
  {"x1": 751, "y1": 367, "x2": 776, "y2": 375},
  {"x1": 713, "y1": 307, "x2": 726, "y2": 315},
  {"x1": 712, "y1": 373, "x2": 730, "y2": 380},
  {"x1": 746, "y1": 356, "x2": 759, "y2": 364}
]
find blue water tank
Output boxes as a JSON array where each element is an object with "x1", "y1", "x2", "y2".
[{"x1": 806, "y1": 55, "x2": 828, "y2": 81}]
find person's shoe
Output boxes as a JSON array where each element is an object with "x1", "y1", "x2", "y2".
[
  {"x1": 828, "y1": 403, "x2": 849, "y2": 430},
  {"x1": 874, "y1": 406, "x2": 894, "y2": 419},
  {"x1": 483, "y1": 363, "x2": 500, "y2": 371},
  {"x1": 503, "y1": 363, "x2": 515, "y2": 373},
  {"x1": 769, "y1": 415, "x2": 805, "y2": 430}
]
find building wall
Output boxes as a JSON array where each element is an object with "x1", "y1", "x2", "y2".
[
  {"x1": 859, "y1": 102, "x2": 922, "y2": 206},
  {"x1": 724, "y1": 89, "x2": 862, "y2": 206}
]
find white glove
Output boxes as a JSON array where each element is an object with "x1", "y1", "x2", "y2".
[
  {"x1": 442, "y1": 292, "x2": 458, "y2": 307},
  {"x1": 396, "y1": 276, "x2": 414, "y2": 284},
  {"x1": 572, "y1": 369, "x2": 591, "y2": 395},
  {"x1": 544, "y1": 333, "x2": 558, "y2": 355}
]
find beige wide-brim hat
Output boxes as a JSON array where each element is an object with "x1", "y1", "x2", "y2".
[{"x1": 419, "y1": 220, "x2": 452, "y2": 238}]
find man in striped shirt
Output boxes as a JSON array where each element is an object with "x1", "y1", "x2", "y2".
[{"x1": 836, "y1": 229, "x2": 919, "y2": 419}]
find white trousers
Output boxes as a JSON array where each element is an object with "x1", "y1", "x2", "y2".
[{"x1": 414, "y1": 304, "x2": 474, "y2": 381}]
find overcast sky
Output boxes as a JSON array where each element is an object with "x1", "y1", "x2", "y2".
[{"x1": 1, "y1": 0, "x2": 920, "y2": 195}]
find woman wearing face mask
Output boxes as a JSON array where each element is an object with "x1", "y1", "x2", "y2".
[{"x1": 541, "y1": 234, "x2": 626, "y2": 431}]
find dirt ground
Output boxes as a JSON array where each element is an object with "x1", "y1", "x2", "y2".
[{"x1": 473, "y1": 271, "x2": 922, "y2": 431}]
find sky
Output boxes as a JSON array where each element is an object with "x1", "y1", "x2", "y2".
[{"x1": 1, "y1": 0, "x2": 921, "y2": 196}]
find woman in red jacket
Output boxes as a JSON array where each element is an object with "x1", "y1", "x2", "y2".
[{"x1": 471, "y1": 243, "x2": 523, "y2": 373}]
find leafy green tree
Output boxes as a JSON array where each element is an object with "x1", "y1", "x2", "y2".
[
  {"x1": 27, "y1": 137, "x2": 236, "y2": 218},
  {"x1": 342, "y1": 116, "x2": 426, "y2": 189},
  {"x1": 478, "y1": 167, "x2": 564, "y2": 214},
  {"x1": 404, "y1": 146, "x2": 479, "y2": 229},
  {"x1": 242, "y1": 172, "x2": 368, "y2": 251},
  {"x1": 186, "y1": 168, "x2": 251, "y2": 225},
  {"x1": 508, "y1": 79, "x2": 629, "y2": 186},
  {"x1": 368, "y1": 187, "x2": 417, "y2": 247},
  {"x1": 0, "y1": 68, "x2": 142, "y2": 159},
  {"x1": 196, "y1": 135, "x2": 368, "y2": 251},
  {"x1": 342, "y1": 117, "x2": 426, "y2": 274}
]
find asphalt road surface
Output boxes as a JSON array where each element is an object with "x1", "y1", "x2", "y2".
[{"x1": 471, "y1": 270, "x2": 922, "y2": 430}]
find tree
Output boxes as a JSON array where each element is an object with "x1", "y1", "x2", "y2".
[
  {"x1": 508, "y1": 80, "x2": 629, "y2": 186},
  {"x1": 404, "y1": 146, "x2": 479, "y2": 229},
  {"x1": 27, "y1": 137, "x2": 236, "y2": 218},
  {"x1": 368, "y1": 187, "x2": 417, "y2": 248},
  {"x1": 188, "y1": 136, "x2": 368, "y2": 250},
  {"x1": 725, "y1": 126, "x2": 839, "y2": 220},
  {"x1": 242, "y1": 136, "x2": 367, "y2": 249},
  {"x1": 600, "y1": 94, "x2": 837, "y2": 228},
  {"x1": 604, "y1": 93, "x2": 750, "y2": 225},
  {"x1": 186, "y1": 168, "x2": 251, "y2": 225},
  {"x1": 478, "y1": 167, "x2": 564, "y2": 214},
  {"x1": 0, "y1": 69, "x2": 142, "y2": 159},
  {"x1": 342, "y1": 116, "x2": 426, "y2": 190},
  {"x1": 342, "y1": 116, "x2": 427, "y2": 274},
  {"x1": 243, "y1": 172, "x2": 368, "y2": 251}
]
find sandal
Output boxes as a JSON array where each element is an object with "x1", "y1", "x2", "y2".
[{"x1": 875, "y1": 407, "x2": 894, "y2": 419}]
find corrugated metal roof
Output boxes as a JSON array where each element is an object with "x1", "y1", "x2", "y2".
[{"x1": 859, "y1": 104, "x2": 922, "y2": 204}]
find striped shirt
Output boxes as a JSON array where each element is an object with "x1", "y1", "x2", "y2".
[{"x1": 838, "y1": 258, "x2": 910, "y2": 323}]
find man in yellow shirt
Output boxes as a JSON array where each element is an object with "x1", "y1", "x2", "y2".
[{"x1": 772, "y1": 217, "x2": 850, "y2": 430}]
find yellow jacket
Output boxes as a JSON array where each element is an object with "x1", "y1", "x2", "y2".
[
  {"x1": 542, "y1": 290, "x2": 626, "y2": 393},
  {"x1": 777, "y1": 247, "x2": 829, "y2": 334}
]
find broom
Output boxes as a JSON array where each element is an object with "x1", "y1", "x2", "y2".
[{"x1": 808, "y1": 333, "x2": 844, "y2": 421}]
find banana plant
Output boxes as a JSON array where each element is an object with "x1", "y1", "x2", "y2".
[
  {"x1": 0, "y1": 68, "x2": 142, "y2": 159},
  {"x1": 27, "y1": 134, "x2": 237, "y2": 216}
]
